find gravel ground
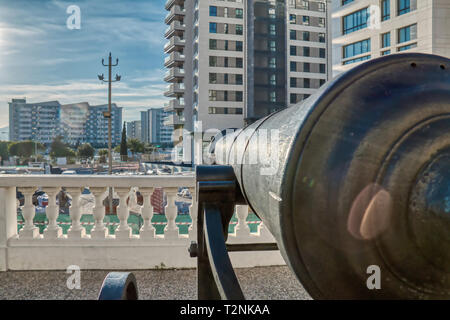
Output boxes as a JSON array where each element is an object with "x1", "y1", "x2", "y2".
[{"x1": 0, "y1": 266, "x2": 311, "y2": 300}]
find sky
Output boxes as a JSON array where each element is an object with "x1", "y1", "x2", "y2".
[{"x1": 0, "y1": 0, "x2": 168, "y2": 128}]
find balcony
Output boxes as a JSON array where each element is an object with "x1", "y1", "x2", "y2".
[
  {"x1": 164, "y1": 52, "x2": 185, "y2": 68},
  {"x1": 164, "y1": 36, "x2": 185, "y2": 54},
  {"x1": 165, "y1": 0, "x2": 184, "y2": 11},
  {"x1": 164, "y1": 5, "x2": 185, "y2": 25},
  {"x1": 165, "y1": 20, "x2": 185, "y2": 39},
  {"x1": 164, "y1": 67, "x2": 185, "y2": 82},
  {"x1": 0, "y1": 174, "x2": 283, "y2": 273},
  {"x1": 164, "y1": 98, "x2": 185, "y2": 112},
  {"x1": 163, "y1": 114, "x2": 185, "y2": 127},
  {"x1": 164, "y1": 83, "x2": 185, "y2": 97}
]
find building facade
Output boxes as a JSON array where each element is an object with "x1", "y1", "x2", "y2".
[
  {"x1": 126, "y1": 120, "x2": 142, "y2": 141},
  {"x1": 141, "y1": 108, "x2": 174, "y2": 145},
  {"x1": 9, "y1": 99, "x2": 61, "y2": 144},
  {"x1": 331, "y1": 0, "x2": 450, "y2": 76},
  {"x1": 164, "y1": 0, "x2": 331, "y2": 162},
  {"x1": 9, "y1": 98, "x2": 122, "y2": 147}
]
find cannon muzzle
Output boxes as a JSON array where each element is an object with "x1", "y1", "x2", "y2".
[{"x1": 212, "y1": 53, "x2": 450, "y2": 299}]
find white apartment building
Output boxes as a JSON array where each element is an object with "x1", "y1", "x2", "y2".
[
  {"x1": 331, "y1": 0, "x2": 450, "y2": 76},
  {"x1": 9, "y1": 99, "x2": 61, "y2": 144},
  {"x1": 126, "y1": 120, "x2": 142, "y2": 141},
  {"x1": 9, "y1": 98, "x2": 122, "y2": 147},
  {"x1": 164, "y1": 0, "x2": 331, "y2": 162}
]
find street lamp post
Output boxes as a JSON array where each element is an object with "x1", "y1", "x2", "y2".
[{"x1": 98, "y1": 52, "x2": 121, "y2": 214}]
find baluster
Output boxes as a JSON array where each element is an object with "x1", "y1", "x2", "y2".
[
  {"x1": 188, "y1": 187, "x2": 197, "y2": 240},
  {"x1": 66, "y1": 187, "x2": 85, "y2": 238},
  {"x1": 139, "y1": 187, "x2": 156, "y2": 240},
  {"x1": 115, "y1": 187, "x2": 131, "y2": 239},
  {"x1": 90, "y1": 187, "x2": 108, "y2": 239},
  {"x1": 18, "y1": 187, "x2": 39, "y2": 239},
  {"x1": 43, "y1": 187, "x2": 62, "y2": 239},
  {"x1": 164, "y1": 187, "x2": 179, "y2": 240},
  {"x1": 234, "y1": 205, "x2": 251, "y2": 237}
]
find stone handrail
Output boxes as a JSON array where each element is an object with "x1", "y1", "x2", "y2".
[{"x1": 0, "y1": 174, "x2": 284, "y2": 271}]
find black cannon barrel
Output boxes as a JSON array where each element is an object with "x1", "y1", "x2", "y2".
[{"x1": 214, "y1": 53, "x2": 450, "y2": 299}]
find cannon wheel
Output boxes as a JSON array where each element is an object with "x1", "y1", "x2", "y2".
[{"x1": 98, "y1": 272, "x2": 138, "y2": 300}]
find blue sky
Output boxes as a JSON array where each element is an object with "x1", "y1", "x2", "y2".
[{"x1": 0, "y1": 0, "x2": 168, "y2": 128}]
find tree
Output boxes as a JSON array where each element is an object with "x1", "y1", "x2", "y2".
[
  {"x1": 128, "y1": 138, "x2": 145, "y2": 154},
  {"x1": 50, "y1": 136, "x2": 76, "y2": 158},
  {"x1": 0, "y1": 141, "x2": 10, "y2": 164},
  {"x1": 98, "y1": 149, "x2": 108, "y2": 164},
  {"x1": 9, "y1": 140, "x2": 45, "y2": 158},
  {"x1": 120, "y1": 122, "x2": 128, "y2": 161},
  {"x1": 77, "y1": 143, "x2": 95, "y2": 158}
]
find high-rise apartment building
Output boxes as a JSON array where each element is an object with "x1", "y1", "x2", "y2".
[
  {"x1": 9, "y1": 98, "x2": 122, "y2": 147},
  {"x1": 126, "y1": 120, "x2": 142, "y2": 141},
  {"x1": 9, "y1": 99, "x2": 61, "y2": 144},
  {"x1": 164, "y1": 0, "x2": 331, "y2": 161},
  {"x1": 331, "y1": 0, "x2": 450, "y2": 76},
  {"x1": 140, "y1": 108, "x2": 173, "y2": 145}
]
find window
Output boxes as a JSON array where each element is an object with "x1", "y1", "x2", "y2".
[
  {"x1": 270, "y1": 92, "x2": 276, "y2": 102},
  {"x1": 236, "y1": 41, "x2": 243, "y2": 51},
  {"x1": 290, "y1": 61, "x2": 296, "y2": 71},
  {"x1": 224, "y1": 74, "x2": 229, "y2": 84},
  {"x1": 304, "y1": 78, "x2": 310, "y2": 88},
  {"x1": 269, "y1": 57, "x2": 276, "y2": 68},
  {"x1": 300, "y1": 1, "x2": 309, "y2": 10},
  {"x1": 398, "y1": 24, "x2": 417, "y2": 43},
  {"x1": 382, "y1": 50, "x2": 391, "y2": 55},
  {"x1": 209, "y1": 6, "x2": 217, "y2": 16},
  {"x1": 236, "y1": 91, "x2": 243, "y2": 102},
  {"x1": 343, "y1": 38, "x2": 371, "y2": 59},
  {"x1": 290, "y1": 30, "x2": 296, "y2": 40},
  {"x1": 320, "y1": 64, "x2": 326, "y2": 74},
  {"x1": 303, "y1": 31, "x2": 310, "y2": 41},
  {"x1": 268, "y1": 8, "x2": 276, "y2": 19},
  {"x1": 302, "y1": 16, "x2": 310, "y2": 26},
  {"x1": 224, "y1": 23, "x2": 229, "y2": 34},
  {"x1": 209, "y1": 90, "x2": 217, "y2": 101},
  {"x1": 290, "y1": 93, "x2": 297, "y2": 104},
  {"x1": 382, "y1": 32, "x2": 391, "y2": 48},
  {"x1": 269, "y1": 41, "x2": 276, "y2": 52},
  {"x1": 319, "y1": 33, "x2": 326, "y2": 43},
  {"x1": 236, "y1": 8, "x2": 243, "y2": 19},
  {"x1": 236, "y1": 58, "x2": 243, "y2": 68},
  {"x1": 320, "y1": 79, "x2": 326, "y2": 86},
  {"x1": 224, "y1": 57, "x2": 229, "y2": 67},
  {"x1": 319, "y1": 48, "x2": 326, "y2": 58},
  {"x1": 381, "y1": 0, "x2": 390, "y2": 21},
  {"x1": 289, "y1": 14, "x2": 296, "y2": 24},
  {"x1": 303, "y1": 47, "x2": 310, "y2": 57},
  {"x1": 209, "y1": 22, "x2": 217, "y2": 33},
  {"x1": 270, "y1": 74, "x2": 276, "y2": 86},
  {"x1": 209, "y1": 73, "x2": 217, "y2": 84},
  {"x1": 342, "y1": 0, "x2": 354, "y2": 5},
  {"x1": 209, "y1": 39, "x2": 217, "y2": 49},
  {"x1": 318, "y1": 18, "x2": 325, "y2": 28},
  {"x1": 236, "y1": 74, "x2": 243, "y2": 85},
  {"x1": 318, "y1": 2, "x2": 325, "y2": 12},
  {"x1": 303, "y1": 62, "x2": 310, "y2": 72},
  {"x1": 270, "y1": 24, "x2": 276, "y2": 36},
  {"x1": 290, "y1": 45, "x2": 296, "y2": 56},
  {"x1": 398, "y1": 0, "x2": 413, "y2": 16},
  {"x1": 398, "y1": 43, "x2": 417, "y2": 51},
  {"x1": 209, "y1": 107, "x2": 243, "y2": 115},
  {"x1": 209, "y1": 57, "x2": 217, "y2": 67},
  {"x1": 236, "y1": 25, "x2": 243, "y2": 35},
  {"x1": 343, "y1": 55, "x2": 371, "y2": 65},
  {"x1": 343, "y1": 7, "x2": 369, "y2": 34}
]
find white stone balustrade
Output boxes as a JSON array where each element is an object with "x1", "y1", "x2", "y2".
[{"x1": 0, "y1": 174, "x2": 284, "y2": 271}]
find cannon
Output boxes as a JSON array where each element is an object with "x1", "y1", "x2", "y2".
[{"x1": 100, "y1": 53, "x2": 450, "y2": 299}]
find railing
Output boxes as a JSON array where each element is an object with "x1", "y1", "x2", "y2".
[{"x1": 0, "y1": 174, "x2": 284, "y2": 271}]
